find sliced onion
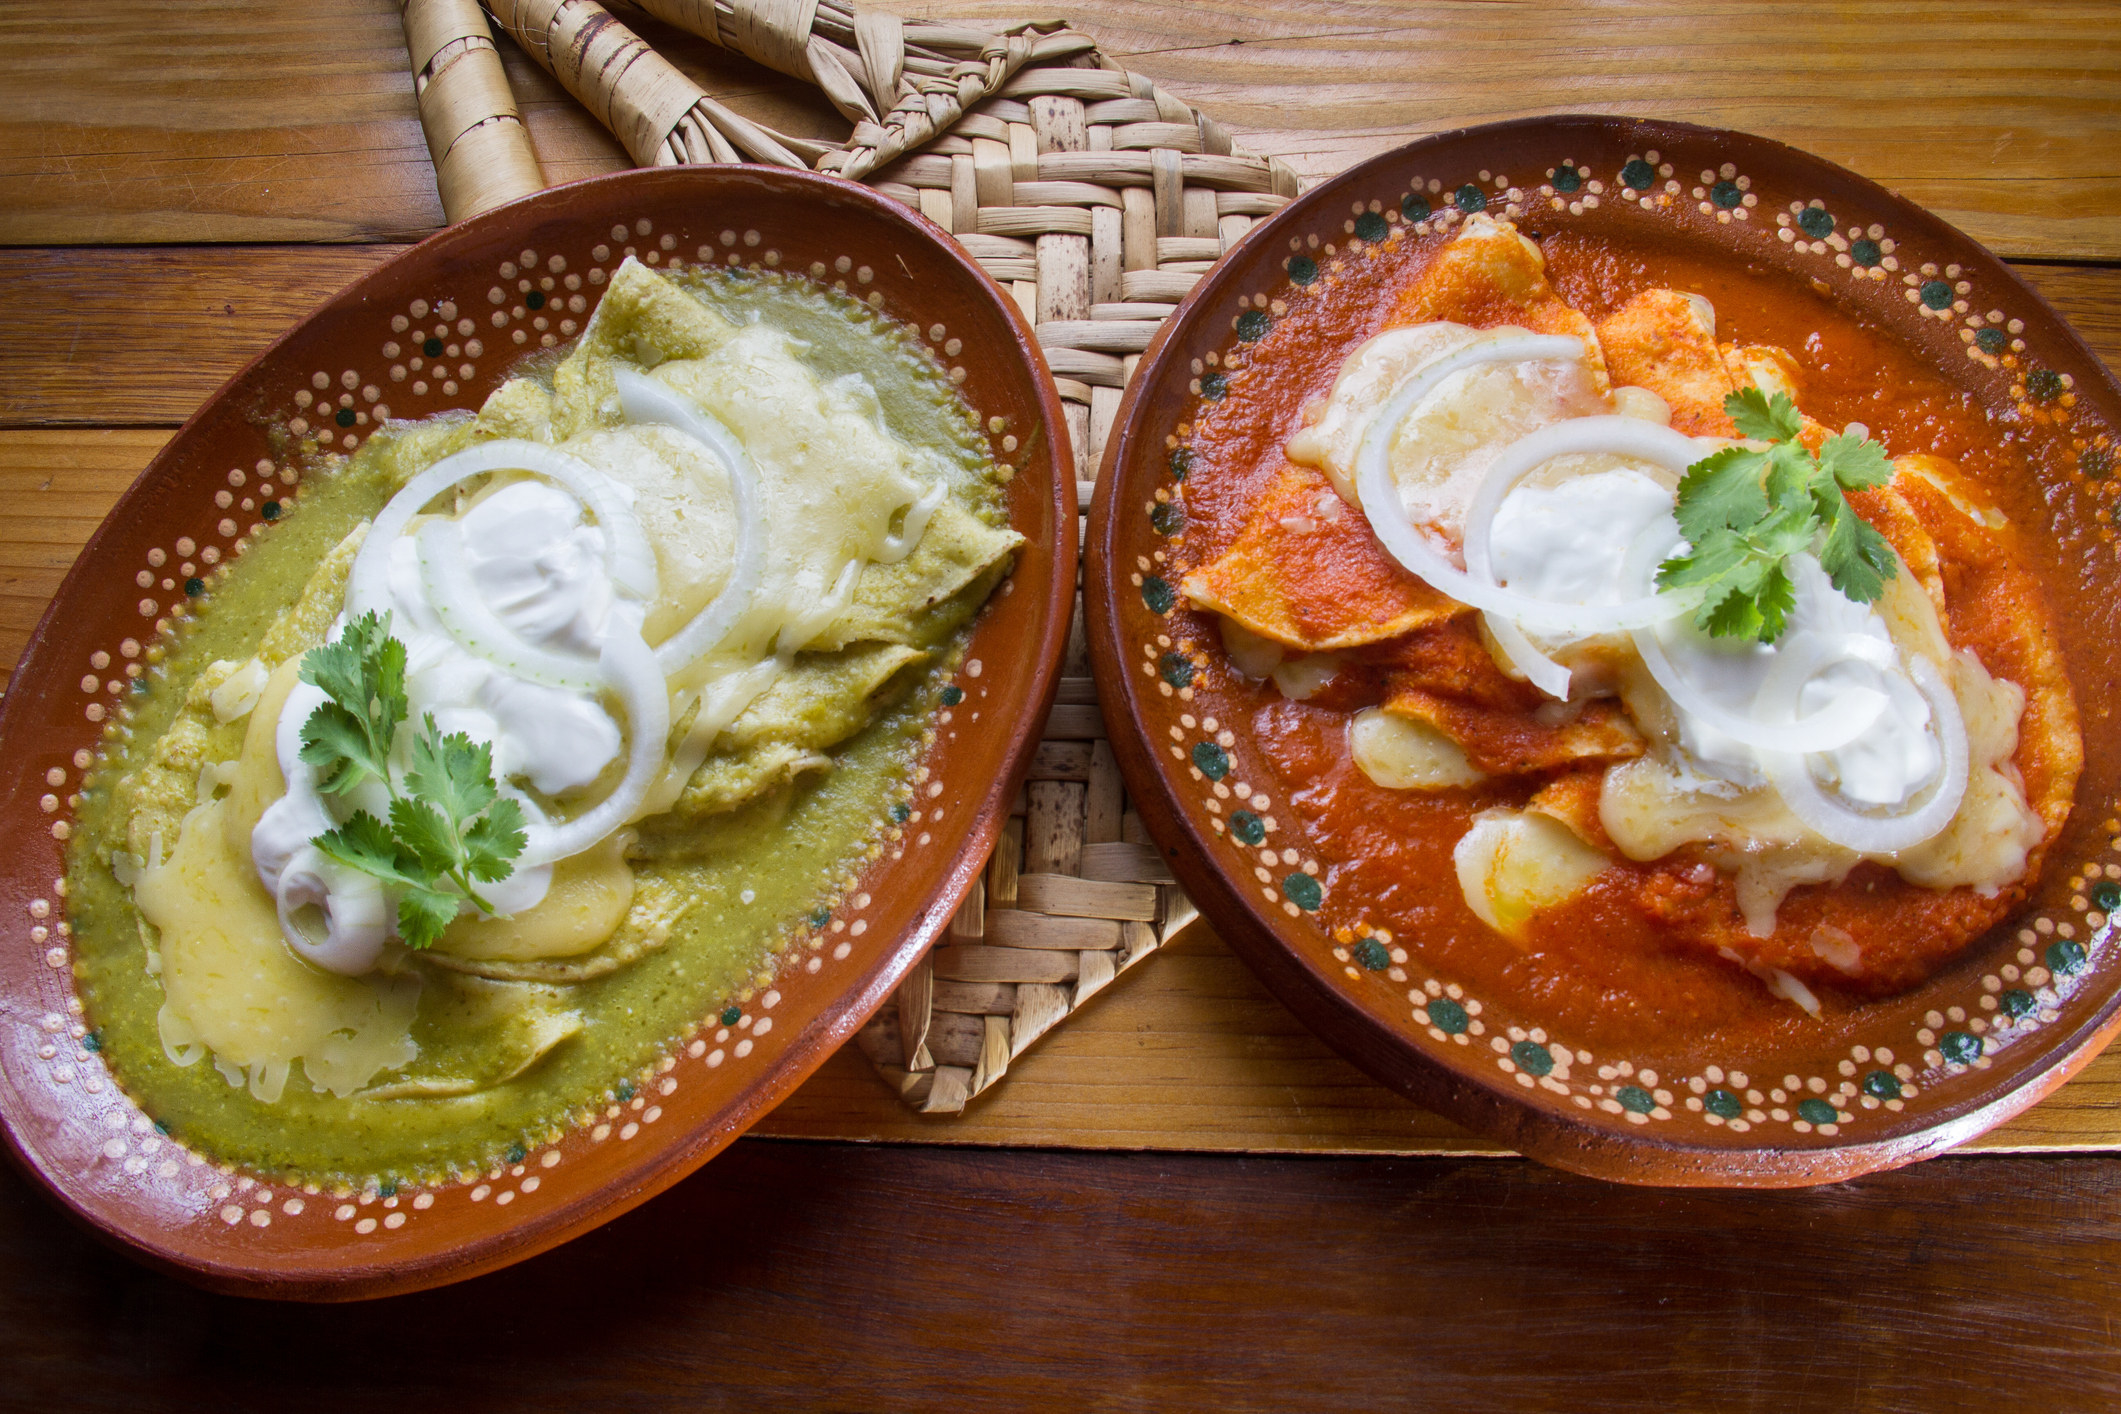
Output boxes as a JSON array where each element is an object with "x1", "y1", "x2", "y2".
[
  {"x1": 1458, "y1": 416, "x2": 1709, "y2": 628},
  {"x1": 348, "y1": 438, "x2": 656, "y2": 618},
  {"x1": 1359, "y1": 369, "x2": 1709, "y2": 639},
  {"x1": 416, "y1": 521, "x2": 604, "y2": 691},
  {"x1": 1760, "y1": 649, "x2": 1969, "y2": 855},
  {"x1": 1481, "y1": 616, "x2": 1572, "y2": 700},
  {"x1": 613, "y1": 367, "x2": 764, "y2": 674},
  {"x1": 275, "y1": 846, "x2": 390, "y2": 977},
  {"x1": 1610, "y1": 522, "x2": 1895, "y2": 755},
  {"x1": 518, "y1": 608, "x2": 669, "y2": 866},
  {"x1": 1635, "y1": 627, "x2": 1894, "y2": 757},
  {"x1": 1451, "y1": 415, "x2": 1713, "y2": 698}
]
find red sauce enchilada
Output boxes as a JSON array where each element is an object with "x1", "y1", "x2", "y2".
[{"x1": 1169, "y1": 214, "x2": 2085, "y2": 1052}]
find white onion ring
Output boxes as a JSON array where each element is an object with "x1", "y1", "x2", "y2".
[
  {"x1": 416, "y1": 520, "x2": 605, "y2": 692},
  {"x1": 1760, "y1": 650, "x2": 1969, "y2": 855},
  {"x1": 518, "y1": 608, "x2": 669, "y2": 866},
  {"x1": 1358, "y1": 355, "x2": 1709, "y2": 640},
  {"x1": 1459, "y1": 416, "x2": 1711, "y2": 628},
  {"x1": 348, "y1": 439, "x2": 657, "y2": 618},
  {"x1": 275, "y1": 846, "x2": 390, "y2": 976},
  {"x1": 1610, "y1": 524, "x2": 1894, "y2": 755},
  {"x1": 613, "y1": 367, "x2": 764, "y2": 674},
  {"x1": 1635, "y1": 624, "x2": 1893, "y2": 756},
  {"x1": 1453, "y1": 416, "x2": 1715, "y2": 698}
]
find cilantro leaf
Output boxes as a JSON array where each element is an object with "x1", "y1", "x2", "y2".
[
  {"x1": 407, "y1": 719, "x2": 498, "y2": 823},
  {"x1": 463, "y1": 797, "x2": 529, "y2": 884},
  {"x1": 297, "y1": 611, "x2": 406, "y2": 795},
  {"x1": 1658, "y1": 390, "x2": 1901, "y2": 642},
  {"x1": 1668, "y1": 445, "x2": 1767, "y2": 542},
  {"x1": 294, "y1": 620, "x2": 530, "y2": 950},
  {"x1": 313, "y1": 811, "x2": 426, "y2": 892},
  {"x1": 1817, "y1": 498, "x2": 1898, "y2": 605},
  {"x1": 299, "y1": 702, "x2": 384, "y2": 795},
  {"x1": 396, "y1": 886, "x2": 462, "y2": 951},
  {"x1": 1725, "y1": 386, "x2": 1803, "y2": 444},
  {"x1": 1816, "y1": 431, "x2": 1894, "y2": 491},
  {"x1": 388, "y1": 795, "x2": 460, "y2": 878}
]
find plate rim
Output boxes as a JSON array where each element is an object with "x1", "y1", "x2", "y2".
[
  {"x1": 1085, "y1": 113, "x2": 2121, "y2": 1186},
  {"x1": 0, "y1": 162, "x2": 1078, "y2": 1293}
]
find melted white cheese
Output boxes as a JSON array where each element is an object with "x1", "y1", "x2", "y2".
[
  {"x1": 1287, "y1": 321, "x2": 1609, "y2": 533},
  {"x1": 1304, "y1": 301, "x2": 2047, "y2": 940}
]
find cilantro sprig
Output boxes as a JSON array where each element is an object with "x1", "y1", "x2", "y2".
[
  {"x1": 1655, "y1": 388, "x2": 1898, "y2": 642},
  {"x1": 296, "y1": 612, "x2": 528, "y2": 948}
]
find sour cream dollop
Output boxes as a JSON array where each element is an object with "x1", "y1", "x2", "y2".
[{"x1": 252, "y1": 480, "x2": 634, "y2": 973}]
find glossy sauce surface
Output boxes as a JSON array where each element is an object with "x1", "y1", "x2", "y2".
[{"x1": 1179, "y1": 226, "x2": 2080, "y2": 1053}]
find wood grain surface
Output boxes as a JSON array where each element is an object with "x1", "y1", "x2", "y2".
[
  {"x1": 5, "y1": 1138, "x2": 2120, "y2": 1410},
  {"x1": 5, "y1": 2, "x2": 2117, "y2": 255},
  {"x1": 6, "y1": 0, "x2": 2121, "y2": 1380}
]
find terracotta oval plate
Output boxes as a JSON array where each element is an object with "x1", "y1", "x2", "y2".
[
  {"x1": 1088, "y1": 116, "x2": 2120, "y2": 1186},
  {"x1": 0, "y1": 166, "x2": 1074, "y2": 1295}
]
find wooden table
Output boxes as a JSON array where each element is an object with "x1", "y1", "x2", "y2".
[{"x1": 7, "y1": 2, "x2": 2121, "y2": 1405}]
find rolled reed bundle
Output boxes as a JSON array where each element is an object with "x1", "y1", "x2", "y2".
[
  {"x1": 620, "y1": 0, "x2": 1094, "y2": 181},
  {"x1": 484, "y1": 0, "x2": 823, "y2": 168},
  {"x1": 400, "y1": 0, "x2": 546, "y2": 221},
  {"x1": 413, "y1": 0, "x2": 1301, "y2": 1114}
]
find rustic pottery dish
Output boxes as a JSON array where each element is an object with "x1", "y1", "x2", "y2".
[
  {"x1": 1087, "y1": 115, "x2": 2121, "y2": 1186},
  {"x1": 0, "y1": 165, "x2": 1074, "y2": 1295}
]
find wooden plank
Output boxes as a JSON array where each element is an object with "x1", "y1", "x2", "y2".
[
  {"x1": 767, "y1": 918, "x2": 2121, "y2": 1155},
  {"x1": 3, "y1": 5, "x2": 2118, "y2": 257},
  {"x1": 0, "y1": 246, "x2": 405, "y2": 426},
  {"x1": 4, "y1": 252, "x2": 2113, "y2": 432},
  {"x1": 0, "y1": 429, "x2": 167, "y2": 686},
  {"x1": 0, "y1": 0, "x2": 841, "y2": 244},
  {"x1": 12, "y1": 1143, "x2": 2121, "y2": 1409}
]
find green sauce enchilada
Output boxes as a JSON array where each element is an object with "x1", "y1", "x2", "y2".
[{"x1": 66, "y1": 259, "x2": 1021, "y2": 1185}]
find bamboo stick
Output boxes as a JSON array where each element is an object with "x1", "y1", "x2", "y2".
[{"x1": 400, "y1": 0, "x2": 545, "y2": 220}]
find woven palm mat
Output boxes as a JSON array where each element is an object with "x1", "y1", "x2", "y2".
[{"x1": 399, "y1": 0, "x2": 1300, "y2": 1112}]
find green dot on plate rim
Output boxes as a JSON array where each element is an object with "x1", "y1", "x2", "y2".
[{"x1": 1510, "y1": 1040, "x2": 1553, "y2": 1076}]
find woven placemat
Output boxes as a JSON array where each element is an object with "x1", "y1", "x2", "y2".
[{"x1": 397, "y1": 0, "x2": 1295, "y2": 1113}]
